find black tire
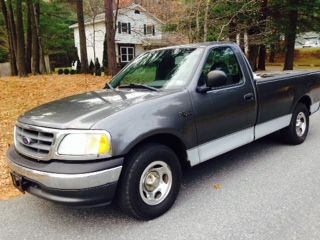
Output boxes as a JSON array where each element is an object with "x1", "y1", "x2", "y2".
[
  {"x1": 117, "y1": 143, "x2": 182, "y2": 220},
  {"x1": 280, "y1": 103, "x2": 309, "y2": 145}
]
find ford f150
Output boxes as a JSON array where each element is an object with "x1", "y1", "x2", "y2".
[{"x1": 7, "y1": 42, "x2": 320, "y2": 219}]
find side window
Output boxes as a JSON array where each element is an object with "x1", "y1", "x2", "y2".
[{"x1": 199, "y1": 47, "x2": 244, "y2": 88}]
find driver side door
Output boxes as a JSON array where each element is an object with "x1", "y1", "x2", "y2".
[{"x1": 189, "y1": 46, "x2": 257, "y2": 165}]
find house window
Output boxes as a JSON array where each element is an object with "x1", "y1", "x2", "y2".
[
  {"x1": 121, "y1": 23, "x2": 128, "y2": 33},
  {"x1": 118, "y1": 22, "x2": 131, "y2": 34},
  {"x1": 120, "y1": 46, "x2": 134, "y2": 63},
  {"x1": 144, "y1": 24, "x2": 155, "y2": 35}
]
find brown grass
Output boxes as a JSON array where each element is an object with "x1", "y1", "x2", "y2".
[
  {"x1": 269, "y1": 48, "x2": 320, "y2": 66},
  {"x1": 0, "y1": 74, "x2": 109, "y2": 200}
]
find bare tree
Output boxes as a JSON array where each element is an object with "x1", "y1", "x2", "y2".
[
  {"x1": 195, "y1": 0, "x2": 201, "y2": 42},
  {"x1": 32, "y1": 2, "x2": 47, "y2": 74},
  {"x1": 31, "y1": 2, "x2": 40, "y2": 74},
  {"x1": 15, "y1": 0, "x2": 27, "y2": 76},
  {"x1": 257, "y1": 0, "x2": 268, "y2": 70},
  {"x1": 76, "y1": 0, "x2": 89, "y2": 73},
  {"x1": 203, "y1": 0, "x2": 210, "y2": 42},
  {"x1": 26, "y1": 0, "x2": 32, "y2": 74},
  {"x1": 104, "y1": 0, "x2": 117, "y2": 76},
  {"x1": 283, "y1": 0, "x2": 298, "y2": 70}
]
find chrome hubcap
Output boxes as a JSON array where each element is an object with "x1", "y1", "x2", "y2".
[
  {"x1": 296, "y1": 112, "x2": 307, "y2": 137},
  {"x1": 139, "y1": 161, "x2": 172, "y2": 206}
]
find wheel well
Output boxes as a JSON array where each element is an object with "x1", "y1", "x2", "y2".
[
  {"x1": 298, "y1": 96, "x2": 312, "y2": 114},
  {"x1": 126, "y1": 134, "x2": 189, "y2": 168}
]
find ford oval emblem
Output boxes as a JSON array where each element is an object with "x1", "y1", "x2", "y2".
[{"x1": 22, "y1": 136, "x2": 32, "y2": 145}]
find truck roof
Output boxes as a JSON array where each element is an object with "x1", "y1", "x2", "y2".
[{"x1": 151, "y1": 42, "x2": 237, "y2": 51}]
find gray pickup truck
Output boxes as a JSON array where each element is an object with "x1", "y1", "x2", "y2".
[{"x1": 7, "y1": 43, "x2": 320, "y2": 219}]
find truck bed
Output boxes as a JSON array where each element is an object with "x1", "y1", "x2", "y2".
[{"x1": 254, "y1": 71, "x2": 320, "y2": 124}]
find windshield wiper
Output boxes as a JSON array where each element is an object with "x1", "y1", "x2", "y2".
[
  {"x1": 120, "y1": 83, "x2": 159, "y2": 91},
  {"x1": 104, "y1": 82, "x2": 114, "y2": 90}
]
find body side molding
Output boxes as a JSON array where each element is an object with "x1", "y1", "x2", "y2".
[
  {"x1": 187, "y1": 127, "x2": 254, "y2": 166},
  {"x1": 187, "y1": 114, "x2": 293, "y2": 166},
  {"x1": 255, "y1": 114, "x2": 292, "y2": 140}
]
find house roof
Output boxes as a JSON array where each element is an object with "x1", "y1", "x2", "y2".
[{"x1": 69, "y1": 3, "x2": 164, "y2": 29}]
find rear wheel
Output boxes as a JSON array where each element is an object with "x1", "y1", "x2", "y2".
[
  {"x1": 117, "y1": 143, "x2": 182, "y2": 220},
  {"x1": 281, "y1": 103, "x2": 309, "y2": 145}
]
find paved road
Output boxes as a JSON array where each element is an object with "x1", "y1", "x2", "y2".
[{"x1": 1, "y1": 113, "x2": 320, "y2": 240}]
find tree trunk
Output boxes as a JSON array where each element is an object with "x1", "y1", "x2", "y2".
[
  {"x1": 195, "y1": 0, "x2": 200, "y2": 42},
  {"x1": 15, "y1": 0, "x2": 27, "y2": 77},
  {"x1": 103, "y1": 35, "x2": 108, "y2": 74},
  {"x1": 7, "y1": 0, "x2": 17, "y2": 56},
  {"x1": 244, "y1": 30, "x2": 249, "y2": 56},
  {"x1": 92, "y1": 16, "x2": 96, "y2": 63},
  {"x1": 257, "y1": 0, "x2": 268, "y2": 71},
  {"x1": 105, "y1": 0, "x2": 118, "y2": 76},
  {"x1": 26, "y1": 0, "x2": 32, "y2": 74},
  {"x1": 258, "y1": 45, "x2": 266, "y2": 70},
  {"x1": 0, "y1": 0, "x2": 17, "y2": 75},
  {"x1": 269, "y1": 43, "x2": 276, "y2": 63},
  {"x1": 76, "y1": 0, "x2": 88, "y2": 73},
  {"x1": 284, "y1": 1, "x2": 298, "y2": 70},
  {"x1": 31, "y1": 2, "x2": 40, "y2": 74},
  {"x1": 228, "y1": 21, "x2": 237, "y2": 42},
  {"x1": 203, "y1": 0, "x2": 210, "y2": 42},
  {"x1": 248, "y1": 45, "x2": 259, "y2": 72},
  {"x1": 236, "y1": 33, "x2": 240, "y2": 45},
  {"x1": 32, "y1": 2, "x2": 47, "y2": 74}
]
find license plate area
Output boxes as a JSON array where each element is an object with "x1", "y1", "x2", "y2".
[{"x1": 10, "y1": 172, "x2": 27, "y2": 193}]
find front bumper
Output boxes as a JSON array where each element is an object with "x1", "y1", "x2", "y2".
[{"x1": 7, "y1": 146, "x2": 123, "y2": 207}]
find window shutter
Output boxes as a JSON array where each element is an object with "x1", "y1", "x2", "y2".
[
  {"x1": 118, "y1": 21, "x2": 121, "y2": 33},
  {"x1": 152, "y1": 25, "x2": 155, "y2": 36},
  {"x1": 144, "y1": 24, "x2": 146, "y2": 35},
  {"x1": 128, "y1": 23, "x2": 131, "y2": 34}
]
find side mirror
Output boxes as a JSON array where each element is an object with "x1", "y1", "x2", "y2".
[{"x1": 206, "y1": 70, "x2": 227, "y2": 88}]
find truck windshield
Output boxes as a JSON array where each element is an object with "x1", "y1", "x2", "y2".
[{"x1": 110, "y1": 47, "x2": 204, "y2": 90}]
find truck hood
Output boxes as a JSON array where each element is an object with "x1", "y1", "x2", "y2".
[{"x1": 18, "y1": 89, "x2": 174, "y2": 129}]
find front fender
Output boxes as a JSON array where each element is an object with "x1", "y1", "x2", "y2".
[{"x1": 91, "y1": 90, "x2": 197, "y2": 157}]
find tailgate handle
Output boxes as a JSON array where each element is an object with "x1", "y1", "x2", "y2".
[{"x1": 244, "y1": 93, "x2": 254, "y2": 101}]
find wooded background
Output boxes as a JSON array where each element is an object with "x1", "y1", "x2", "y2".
[{"x1": 0, "y1": 0, "x2": 319, "y2": 77}]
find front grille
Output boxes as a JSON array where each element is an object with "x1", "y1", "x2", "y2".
[{"x1": 15, "y1": 124, "x2": 55, "y2": 160}]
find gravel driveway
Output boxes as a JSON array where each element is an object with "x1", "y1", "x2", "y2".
[{"x1": 1, "y1": 113, "x2": 320, "y2": 240}]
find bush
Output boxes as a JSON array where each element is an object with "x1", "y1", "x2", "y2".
[
  {"x1": 70, "y1": 69, "x2": 76, "y2": 75},
  {"x1": 89, "y1": 60, "x2": 95, "y2": 74},
  {"x1": 95, "y1": 58, "x2": 101, "y2": 76},
  {"x1": 63, "y1": 69, "x2": 70, "y2": 75},
  {"x1": 57, "y1": 69, "x2": 64, "y2": 75},
  {"x1": 95, "y1": 68, "x2": 102, "y2": 76},
  {"x1": 76, "y1": 60, "x2": 81, "y2": 73}
]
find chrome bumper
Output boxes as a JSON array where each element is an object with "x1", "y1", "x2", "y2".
[{"x1": 8, "y1": 160, "x2": 122, "y2": 190}]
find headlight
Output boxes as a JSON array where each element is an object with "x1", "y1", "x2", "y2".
[{"x1": 57, "y1": 131, "x2": 112, "y2": 157}]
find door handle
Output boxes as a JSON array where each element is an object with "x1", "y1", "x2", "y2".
[{"x1": 244, "y1": 93, "x2": 254, "y2": 101}]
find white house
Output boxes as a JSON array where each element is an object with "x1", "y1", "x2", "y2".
[
  {"x1": 69, "y1": 3, "x2": 171, "y2": 67},
  {"x1": 295, "y1": 32, "x2": 320, "y2": 49}
]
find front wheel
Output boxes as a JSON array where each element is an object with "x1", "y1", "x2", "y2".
[
  {"x1": 280, "y1": 103, "x2": 309, "y2": 145},
  {"x1": 117, "y1": 143, "x2": 182, "y2": 220}
]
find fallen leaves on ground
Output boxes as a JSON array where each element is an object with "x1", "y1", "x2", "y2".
[
  {"x1": 0, "y1": 74, "x2": 109, "y2": 200},
  {"x1": 213, "y1": 184, "x2": 222, "y2": 190}
]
